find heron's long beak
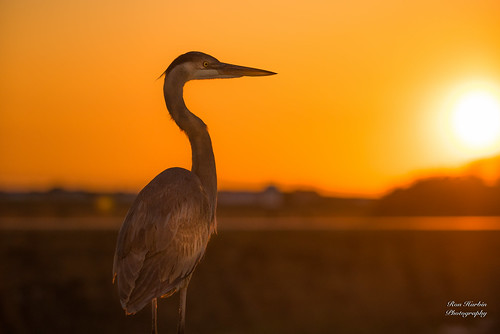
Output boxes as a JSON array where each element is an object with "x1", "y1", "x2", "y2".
[{"x1": 215, "y1": 63, "x2": 276, "y2": 78}]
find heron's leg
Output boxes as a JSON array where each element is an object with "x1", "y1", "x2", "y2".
[
  {"x1": 152, "y1": 298, "x2": 158, "y2": 334},
  {"x1": 177, "y1": 285, "x2": 189, "y2": 334}
]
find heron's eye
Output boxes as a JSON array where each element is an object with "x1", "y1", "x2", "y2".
[{"x1": 203, "y1": 61, "x2": 209, "y2": 68}]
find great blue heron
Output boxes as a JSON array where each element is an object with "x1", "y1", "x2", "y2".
[{"x1": 112, "y1": 51, "x2": 275, "y2": 334}]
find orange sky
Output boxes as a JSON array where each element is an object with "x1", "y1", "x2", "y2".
[{"x1": 1, "y1": 0, "x2": 500, "y2": 196}]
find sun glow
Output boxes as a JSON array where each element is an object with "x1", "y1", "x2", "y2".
[
  {"x1": 452, "y1": 91, "x2": 500, "y2": 148},
  {"x1": 438, "y1": 82, "x2": 500, "y2": 161}
]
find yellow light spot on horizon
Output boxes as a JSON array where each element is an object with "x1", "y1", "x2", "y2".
[{"x1": 95, "y1": 195, "x2": 115, "y2": 214}]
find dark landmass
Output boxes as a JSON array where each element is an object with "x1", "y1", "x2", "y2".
[
  {"x1": 1, "y1": 229, "x2": 499, "y2": 334},
  {"x1": 374, "y1": 176, "x2": 500, "y2": 216}
]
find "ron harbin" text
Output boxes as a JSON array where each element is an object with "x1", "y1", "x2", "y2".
[{"x1": 447, "y1": 301, "x2": 487, "y2": 308}]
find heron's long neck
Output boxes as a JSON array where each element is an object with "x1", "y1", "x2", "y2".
[{"x1": 163, "y1": 79, "x2": 217, "y2": 215}]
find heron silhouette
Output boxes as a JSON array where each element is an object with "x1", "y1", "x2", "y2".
[{"x1": 112, "y1": 51, "x2": 275, "y2": 334}]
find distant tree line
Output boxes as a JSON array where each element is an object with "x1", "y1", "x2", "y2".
[{"x1": 373, "y1": 176, "x2": 500, "y2": 216}]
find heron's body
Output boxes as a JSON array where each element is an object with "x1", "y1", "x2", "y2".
[
  {"x1": 113, "y1": 167, "x2": 213, "y2": 313},
  {"x1": 112, "y1": 51, "x2": 275, "y2": 333}
]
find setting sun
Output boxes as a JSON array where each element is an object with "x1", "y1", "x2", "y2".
[
  {"x1": 452, "y1": 91, "x2": 500, "y2": 149},
  {"x1": 437, "y1": 81, "x2": 500, "y2": 163}
]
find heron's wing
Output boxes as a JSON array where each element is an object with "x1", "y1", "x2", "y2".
[{"x1": 112, "y1": 167, "x2": 212, "y2": 314}]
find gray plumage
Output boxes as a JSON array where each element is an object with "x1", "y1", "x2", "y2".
[
  {"x1": 114, "y1": 168, "x2": 212, "y2": 313},
  {"x1": 112, "y1": 51, "x2": 275, "y2": 333}
]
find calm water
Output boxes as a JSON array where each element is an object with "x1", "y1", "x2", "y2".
[{"x1": 1, "y1": 216, "x2": 500, "y2": 230}]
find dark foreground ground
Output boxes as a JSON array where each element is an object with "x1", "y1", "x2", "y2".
[{"x1": 0, "y1": 229, "x2": 499, "y2": 334}]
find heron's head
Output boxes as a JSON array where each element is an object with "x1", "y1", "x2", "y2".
[{"x1": 161, "y1": 51, "x2": 276, "y2": 83}]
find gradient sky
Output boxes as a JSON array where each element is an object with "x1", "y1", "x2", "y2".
[{"x1": 1, "y1": 0, "x2": 500, "y2": 196}]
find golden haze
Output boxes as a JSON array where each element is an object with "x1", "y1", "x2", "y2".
[{"x1": 1, "y1": 0, "x2": 500, "y2": 196}]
